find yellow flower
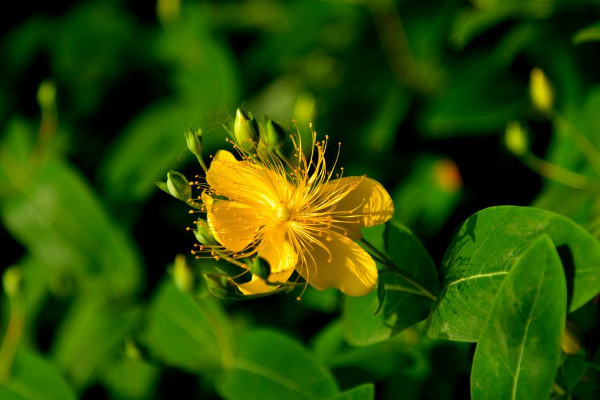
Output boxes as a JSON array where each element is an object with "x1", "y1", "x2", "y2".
[{"x1": 200, "y1": 133, "x2": 394, "y2": 296}]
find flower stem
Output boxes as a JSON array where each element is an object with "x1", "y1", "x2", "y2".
[
  {"x1": 522, "y1": 152, "x2": 600, "y2": 191},
  {"x1": 0, "y1": 298, "x2": 24, "y2": 383},
  {"x1": 360, "y1": 238, "x2": 437, "y2": 302},
  {"x1": 552, "y1": 110, "x2": 600, "y2": 178},
  {"x1": 196, "y1": 154, "x2": 209, "y2": 173}
]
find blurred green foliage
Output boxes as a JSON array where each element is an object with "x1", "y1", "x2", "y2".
[{"x1": 2, "y1": 0, "x2": 600, "y2": 399}]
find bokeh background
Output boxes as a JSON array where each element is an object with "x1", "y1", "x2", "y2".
[{"x1": 2, "y1": 0, "x2": 600, "y2": 399}]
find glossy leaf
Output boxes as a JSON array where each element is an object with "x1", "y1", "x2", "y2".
[
  {"x1": 143, "y1": 280, "x2": 236, "y2": 372},
  {"x1": 427, "y1": 206, "x2": 600, "y2": 342},
  {"x1": 217, "y1": 329, "x2": 339, "y2": 400},
  {"x1": 0, "y1": 348, "x2": 76, "y2": 400},
  {"x1": 471, "y1": 236, "x2": 566, "y2": 400}
]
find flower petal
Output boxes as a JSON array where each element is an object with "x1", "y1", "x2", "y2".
[
  {"x1": 258, "y1": 228, "x2": 298, "y2": 276},
  {"x1": 297, "y1": 231, "x2": 378, "y2": 296},
  {"x1": 203, "y1": 192, "x2": 263, "y2": 253},
  {"x1": 321, "y1": 176, "x2": 394, "y2": 240},
  {"x1": 237, "y1": 275, "x2": 277, "y2": 295},
  {"x1": 237, "y1": 228, "x2": 296, "y2": 295},
  {"x1": 206, "y1": 150, "x2": 287, "y2": 208}
]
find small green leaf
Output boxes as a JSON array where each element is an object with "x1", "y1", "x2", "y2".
[
  {"x1": 427, "y1": 206, "x2": 600, "y2": 342},
  {"x1": 101, "y1": 357, "x2": 159, "y2": 400},
  {"x1": 217, "y1": 329, "x2": 339, "y2": 400},
  {"x1": 573, "y1": 21, "x2": 600, "y2": 44},
  {"x1": 471, "y1": 236, "x2": 566, "y2": 400},
  {"x1": 332, "y1": 384, "x2": 374, "y2": 400},
  {"x1": 0, "y1": 348, "x2": 76, "y2": 400},
  {"x1": 143, "y1": 280, "x2": 236, "y2": 372}
]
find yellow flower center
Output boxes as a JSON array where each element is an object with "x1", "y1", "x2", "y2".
[{"x1": 275, "y1": 203, "x2": 291, "y2": 222}]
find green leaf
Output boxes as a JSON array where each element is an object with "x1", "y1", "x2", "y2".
[
  {"x1": 333, "y1": 384, "x2": 374, "y2": 400},
  {"x1": 343, "y1": 289, "x2": 392, "y2": 347},
  {"x1": 0, "y1": 348, "x2": 76, "y2": 400},
  {"x1": 217, "y1": 329, "x2": 339, "y2": 400},
  {"x1": 311, "y1": 320, "x2": 345, "y2": 364},
  {"x1": 386, "y1": 221, "x2": 439, "y2": 294},
  {"x1": 312, "y1": 320, "x2": 432, "y2": 382},
  {"x1": 449, "y1": 2, "x2": 550, "y2": 49},
  {"x1": 343, "y1": 222, "x2": 438, "y2": 346},
  {"x1": 101, "y1": 357, "x2": 159, "y2": 400},
  {"x1": 573, "y1": 21, "x2": 600, "y2": 44},
  {"x1": 0, "y1": 158, "x2": 142, "y2": 296},
  {"x1": 51, "y1": 296, "x2": 141, "y2": 389},
  {"x1": 361, "y1": 85, "x2": 411, "y2": 152},
  {"x1": 427, "y1": 206, "x2": 600, "y2": 342},
  {"x1": 471, "y1": 236, "x2": 566, "y2": 400},
  {"x1": 47, "y1": 1, "x2": 137, "y2": 118},
  {"x1": 300, "y1": 287, "x2": 339, "y2": 314},
  {"x1": 556, "y1": 356, "x2": 588, "y2": 393},
  {"x1": 143, "y1": 280, "x2": 236, "y2": 372},
  {"x1": 329, "y1": 334, "x2": 430, "y2": 382},
  {"x1": 155, "y1": 3, "x2": 239, "y2": 109}
]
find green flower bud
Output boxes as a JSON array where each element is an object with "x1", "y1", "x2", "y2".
[
  {"x1": 247, "y1": 257, "x2": 271, "y2": 281},
  {"x1": 562, "y1": 321, "x2": 583, "y2": 355},
  {"x1": 530, "y1": 68, "x2": 554, "y2": 115},
  {"x1": 184, "y1": 128, "x2": 203, "y2": 159},
  {"x1": 3, "y1": 266, "x2": 22, "y2": 299},
  {"x1": 234, "y1": 108, "x2": 258, "y2": 152},
  {"x1": 37, "y1": 79, "x2": 57, "y2": 111},
  {"x1": 194, "y1": 218, "x2": 218, "y2": 245},
  {"x1": 124, "y1": 338, "x2": 142, "y2": 360},
  {"x1": 203, "y1": 273, "x2": 240, "y2": 299},
  {"x1": 156, "y1": 181, "x2": 170, "y2": 195},
  {"x1": 293, "y1": 92, "x2": 316, "y2": 124},
  {"x1": 157, "y1": 0, "x2": 180, "y2": 24},
  {"x1": 167, "y1": 171, "x2": 192, "y2": 201},
  {"x1": 172, "y1": 254, "x2": 194, "y2": 293},
  {"x1": 504, "y1": 120, "x2": 529, "y2": 156},
  {"x1": 263, "y1": 119, "x2": 286, "y2": 149}
]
